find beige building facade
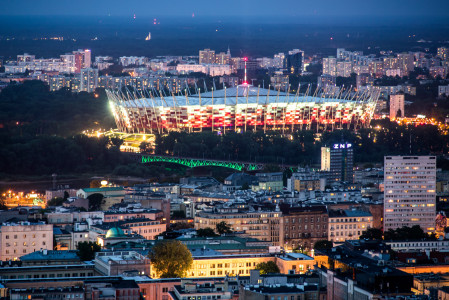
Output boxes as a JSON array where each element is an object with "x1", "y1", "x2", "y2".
[
  {"x1": 0, "y1": 223, "x2": 53, "y2": 261},
  {"x1": 195, "y1": 209, "x2": 284, "y2": 246}
]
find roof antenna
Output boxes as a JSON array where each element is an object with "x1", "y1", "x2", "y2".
[{"x1": 243, "y1": 57, "x2": 248, "y2": 84}]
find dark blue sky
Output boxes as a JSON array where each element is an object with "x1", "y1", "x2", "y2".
[{"x1": 2, "y1": 0, "x2": 449, "y2": 19}]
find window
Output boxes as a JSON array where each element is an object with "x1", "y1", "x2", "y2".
[
  {"x1": 5, "y1": 235, "x2": 9, "y2": 239},
  {"x1": 162, "y1": 287, "x2": 168, "y2": 293}
]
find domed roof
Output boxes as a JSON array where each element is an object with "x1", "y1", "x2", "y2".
[{"x1": 105, "y1": 227, "x2": 125, "y2": 238}]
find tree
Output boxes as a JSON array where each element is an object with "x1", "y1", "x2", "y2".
[
  {"x1": 197, "y1": 228, "x2": 218, "y2": 237},
  {"x1": 87, "y1": 193, "x2": 104, "y2": 211},
  {"x1": 139, "y1": 141, "x2": 153, "y2": 153},
  {"x1": 63, "y1": 191, "x2": 70, "y2": 201},
  {"x1": 90, "y1": 180, "x2": 101, "y2": 188},
  {"x1": 172, "y1": 210, "x2": 186, "y2": 218},
  {"x1": 0, "y1": 198, "x2": 7, "y2": 210},
  {"x1": 360, "y1": 228, "x2": 383, "y2": 240},
  {"x1": 313, "y1": 240, "x2": 333, "y2": 250},
  {"x1": 110, "y1": 137, "x2": 124, "y2": 149},
  {"x1": 149, "y1": 240, "x2": 193, "y2": 278},
  {"x1": 216, "y1": 221, "x2": 232, "y2": 235},
  {"x1": 48, "y1": 197, "x2": 65, "y2": 206},
  {"x1": 255, "y1": 261, "x2": 280, "y2": 275},
  {"x1": 240, "y1": 182, "x2": 250, "y2": 190},
  {"x1": 77, "y1": 241, "x2": 101, "y2": 261},
  {"x1": 383, "y1": 225, "x2": 434, "y2": 241}
]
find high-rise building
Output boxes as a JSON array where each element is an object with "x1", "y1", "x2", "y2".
[
  {"x1": 199, "y1": 49, "x2": 215, "y2": 64},
  {"x1": 285, "y1": 49, "x2": 304, "y2": 75},
  {"x1": 336, "y1": 61, "x2": 353, "y2": 77},
  {"x1": 329, "y1": 143, "x2": 354, "y2": 182},
  {"x1": 390, "y1": 93, "x2": 405, "y2": 119},
  {"x1": 80, "y1": 68, "x2": 99, "y2": 93},
  {"x1": 72, "y1": 49, "x2": 92, "y2": 72},
  {"x1": 273, "y1": 53, "x2": 285, "y2": 69},
  {"x1": 322, "y1": 57, "x2": 337, "y2": 77},
  {"x1": 397, "y1": 53, "x2": 414, "y2": 75},
  {"x1": 83, "y1": 49, "x2": 91, "y2": 68},
  {"x1": 215, "y1": 52, "x2": 231, "y2": 65},
  {"x1": 321, "y1": 147, "x2": 331, "y2": 171},
  {"x1": 384, "y1": 156, "x2": 436, "y2": 233},
  {"x1": 437, "y1": 47, "x2": 448, "y2": 61}
]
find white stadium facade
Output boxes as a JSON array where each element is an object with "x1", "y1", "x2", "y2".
[{"x1": 107, "y1": 84, "x2": 379, "y2": 134}]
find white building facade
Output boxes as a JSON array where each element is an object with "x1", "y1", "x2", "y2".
[{"x1": 384, "y1": 156, "x2": 436, "y2": 233}]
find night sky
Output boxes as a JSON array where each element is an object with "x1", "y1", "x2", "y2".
[{"x1": 2, "y1": 0, "x2": 449, "y2": 19}]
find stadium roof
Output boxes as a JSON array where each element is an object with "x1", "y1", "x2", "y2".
[{"x1": 108, "y1": 85, "x2": 375, "y2": 108}]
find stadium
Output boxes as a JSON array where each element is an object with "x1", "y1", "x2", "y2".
[{"x1": 106, "y1": 84, "x2": 379, "y2": 134}]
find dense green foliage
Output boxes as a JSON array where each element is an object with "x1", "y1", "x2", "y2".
[
  {"x1": 359, "y1": 228, "x2": 383, "y2": 240},
  {"x1": 313, "y1": 240, "x2": 334, "y2": 250},
  {"x1": 196, "y1": 227, "x2": 219, "y2": 237},
  {"x1": 216, "y1": 221, "x2": 233, "y2": 235},
  {"x1": 0, "y1": 81, "x2": 127, "y2": 177},
  {"x1": 383, "y1": 225, "x2": 437, "y2": 241},
  {"x1": 48, "y1": 197, "x2": 65, "y2": 206},
  {"x1": 0, "y1": 134, "x2": 126, "y2": 176},
  {"x1": 255, "y1": 261, "x2": 280, "y2": 274},
  {"x1": 87, "y1": 193, "x2": 104, "y2": 211},
  {"x1": 149, "y1": 240, "x2": 193, "y2": 278},
  {"x1": 76, "y1": 241, "x2": 101, "y2": 261},
  {"x1": 0, "y1": 80, "x2": 115, "y2": 136}
]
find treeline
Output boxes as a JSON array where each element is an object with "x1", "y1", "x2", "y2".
[
  {"x1": 0, "y1": 134, "x2": 125, "y2": 176},
  {"x1": 155, "y1": 130, "x2": 319, "y2": 165},
  {"x1": 0, "y1": 80, "x2": 115, "y2": 136},
  {"x1": 155, "y1": 120, "x2": 449, "y2": 166}
]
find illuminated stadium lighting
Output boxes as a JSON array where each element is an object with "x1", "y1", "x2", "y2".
[{"x1": 106, "y1": 84, "x2": 379, "y2": 134}]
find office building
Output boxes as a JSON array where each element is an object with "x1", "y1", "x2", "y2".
[
  {"x1": 390, "y1": 93, "x2": 405, "y2": 119},
  {"x1": 285, "y1": 49, "x2": 304, "y2": 75},
  {"x1": 384, "y1": 156, "x2": 436, "y2": 233},
  {"x1": 329, "y1": 143, "x2": 354, "y2": 182}
]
